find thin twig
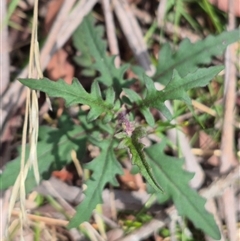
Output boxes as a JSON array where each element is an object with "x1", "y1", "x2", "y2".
[
  {"x1": 40, "y1": 0, "x2": 77, "y2": 70},
  {"x1": 8, "y1": 1, "x2": 42, "y2": 238},
  {"x1": 165, "y1": 22, "x2": 200, "y2": 42},
  {"x1": 200, "y1": 166, "x2": 239, "y2": 199},
  {"x1": 113, "y1": 0, "x2": 155, "y2": 76},
  {"x1": 157, "y1": 0, "x2": 167, "y2": 27},
  {"x1": 219, "y1": 0, "x2": 238, "y2": 240},
  {"x1": 220, "y1": 3, "x2": 238, "y2": 173},
  {"x1": 131, "y1": 6, "x2": 152, "y2": 24},
  {"x1": 192, "y1": 100, "x2": 217, "y2": 117},
  {"x1": 11, "y1": 210, "x2": 69, "y2": 227},
  {"x1": 0, "y1": 0, "x2": 10, "y2": 96},
  {"x1": 102, "y1": 0, "x2": 120, "y2": 67},
  {"x1": 56, "y1": 0, "x2": 98, "y2": 50},
  {"x1": 0, "y1": 189, "x2": 11, "y2": 239},
  {"x1": 192, "y1": 148, "x2": 240, "y2": 158},
  {"x1": 42, "y1": 181, "x2": 76, "y2": 217},
  {"x1": 205, "y1": 199, "x2": 225, "y2": 241}
]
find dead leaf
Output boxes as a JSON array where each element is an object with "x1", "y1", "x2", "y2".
[
  {"x1": 52, "y1": 169, "x2": 73, "y2": 182},
  {"x1": 118, "y1": 169, "x2": 139, "y2": 190}
]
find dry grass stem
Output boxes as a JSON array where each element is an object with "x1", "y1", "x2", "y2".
[
  {"x1": 157, "y1": 0, "x2": 167, "y2": 26},
  {"x1": 0, "y1": 189, "x2": 11, "y2": 239},
  {"x1": 205, "y1": 199, "x2": 225, "y2": 241},
  {"x1": 56, "y1": 0, "x2": 98, "y2": 50},
  {"x1": 0, "y1": 0, "x2": 10, "y2": 96},
  {"x1": 11, "y1": 210, "x2": 69, "y2": 227},
  {"x1": 81, "y1": 222, "x2": 105, "y2": 241},
  {"x1": 8, "y1": 0, "x2": 42, "y2": 239},
  {"x1": 102, "y1": 0, "x2": 120, "y2": 67},
  {"x1": 219, "y1": 1, "x2": 238, "y2": 240},
  {"x1": 113, "y1": 0, "x2": 155, "y2": 76},
  {"x1": 220, "y1": 7, "x2": 238, "y2": 173},
  {"x1": 200, "y1": 167, "x2": 239, "y2": 199},
  {"x1": 109, "y1": 185, "x2": 117, "y2": 220},
  {"x1": 71, "y1": 150, "x2": 83, "y2": 178},
  {"x1": 93, "y1": 210, "x2": 107, "y2": 240},
  {"x1": 192, "y1": 148, "x2": 221, "y2": 156},
  {"x1": 131, "y1": 6, "x2": 152, "y2": 24},
  {"x1": 42, "y1": 181, "x2": 76, "y2": 217},
  {"x1": 192, "y1": 100, "x2": 217, "y2": 116},
  {"x1": 192, "y1": 148, "x2": 240, "y2": 158},
  {"x1": 40, "y1": 0, "x2": 76, "y2": 70}
]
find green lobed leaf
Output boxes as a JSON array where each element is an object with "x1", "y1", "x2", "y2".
[
  {"x1": 0, "y1": 115, "x2": 87, "y2": 193},
  {"x1": 124, "y1": 66, "x2": 223, "y2": 125},
  {"x1": 19, "y1": 78, "x2": 117, "y2": 122},
  {"x1": 144, "y1": 66, "x2": 223, "y2": 106},
  {"x1": 145, "y1": 142, "x2": 221, "y2": 240},
  {"x1": 154, "y1": 29, "x2": 240, "y2": 85},
  {"x1": 73, "y1": 19, "x2": 96, "y2": 77},
  {"x1": 73, "y1": 14, "x2": 129, "y2": 92},
  {"x1": 116, "y1": 127, "x2": 163, "y2": 192},
  {"x1": 68, "y1": 139, "x2": 123, "y2": 228}
]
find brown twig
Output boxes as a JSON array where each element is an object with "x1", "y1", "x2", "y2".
[
  {"x1": 219, "y1": 1, "x2": 238, "y2": 240},
  {"x1": 113, "y1": 0, "x2": 155, "y2": 76},
  {"x1": 56, "y1": 0, "x2": 98, "y2": 50},
  {"x1": 220, "y1": 3, "x2": 238, "y2": 173},
  {"x1": 131, "y1": 6, "x2": 152, "y2": 24},
  {"x1": 40, "y1": 0, "x2": 77, "y2": 70},
  {"x1": 102, "y1": 0, "x2": 120, "y2": 67},
  {"x1": 11, "y1": 210, "x2": 69, "y2": 227}
]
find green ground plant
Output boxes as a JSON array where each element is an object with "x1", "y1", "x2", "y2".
[{"x1": 1, "y1": 14, "x2": 239, "y2": 240}]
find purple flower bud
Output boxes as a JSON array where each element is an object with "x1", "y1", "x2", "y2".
[{"x1": 117, "y1": 111, "x2": 133, "y2": 136}]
